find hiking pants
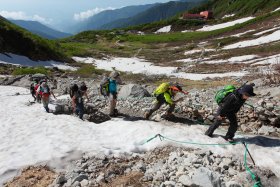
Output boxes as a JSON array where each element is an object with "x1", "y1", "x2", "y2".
[
  {"x1": 42, "y1": 97, "x2": 49, "y2": 113},
  {"x1": 205, "y1": 113, "x2": 238, "y2": 139},
  {"x1": 109, "y1": 92, "x2": 117, "y2": 115},
  {"x1": 146, "y1": 94, "x2": 175, "y2": 118},
  {"x1": 75, "y1": 102, "x2": 84, "y2": 120}
]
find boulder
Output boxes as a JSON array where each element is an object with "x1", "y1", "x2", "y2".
[{"x1": 118, "y1": 84, "x2": 151, "y2": 99}]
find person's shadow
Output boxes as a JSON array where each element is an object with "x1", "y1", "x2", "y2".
[
  {"x1": 119, "y1": 113, "x2": 196, "y2": 124},
  {"x1": 234, "y1": 136, "x2": 280, "y2": 147}
]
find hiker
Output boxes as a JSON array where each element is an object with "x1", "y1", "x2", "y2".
[
  {"x1": 30, "y1": 79, "x2": 39, "y2": 101},
  {"x1": 205, "y1": 84, "x2": 256, "y2": 141},
  {"x1": 36, "y1": 81, "x2": 56, "y2": 112},
  {"x1": 144, "y1": 82, "x2": 187, "y2": 119},
  {"x1": 108, "y1": 71, "x2": 122, "y2": 117},
  {"x1": 71, "y1": 82, "x2": 89, "y2": 120}
]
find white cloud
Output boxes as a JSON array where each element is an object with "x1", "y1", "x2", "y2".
[
  {"x1": 73, "y1": 7, "x2": 114, "y2": 21},
  {"x1": 0, "y1": 11, "x2": 52, "y2": 24}
]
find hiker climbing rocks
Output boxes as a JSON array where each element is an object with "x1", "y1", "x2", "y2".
[
  {"x1": 30, "y1": 79, "x2": 39, "y2": 101},
  {"x1": 71, "y1": 82, "x2": 89, "y2": 120},
  {"x1": 36, "y1": 81, "x2": 56, "y2": 112},
  {"x1": 107, "y1": 71, "x2": 122, "y2": 117},
  {"x1": 205, "y1": 84, "x2": 256, "y2": 141},
  {"x1": 144, "y1": 82, "x2": 187, "y2": 119}
]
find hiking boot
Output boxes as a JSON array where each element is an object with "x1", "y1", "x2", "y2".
[
  {"x1": 224, "y1": 137, "x2": 234, "y2": 142},
  {"x1": 144, "y1": 112, "x2": 151, "y2": 119},
  {"x1": 204, "y1": 129, "x2": 213, "y2": 137}
]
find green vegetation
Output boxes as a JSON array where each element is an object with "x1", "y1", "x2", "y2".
[
  {"x1": 0, "y1": 17, "x2": 68, "y2": 62},
  {"x1": 189, "y1": 0, "x2": 280, "y2": 18},
  {"x1": 74, "y1": 64, "x2": 105, "y2": 77},
  {"x1": 12, "y1": 66, "x2": 51, "y2": 76}
]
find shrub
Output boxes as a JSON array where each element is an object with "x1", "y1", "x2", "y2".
[{"x1": 12, "y1": 66, "x2": 50, "y2": 75}]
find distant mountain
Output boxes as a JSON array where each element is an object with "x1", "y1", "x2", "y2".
[
  {"x1": 10, "y1": 20, "x2": 72, "y2": 39},
  {"x1": 100, "y1": 0, "x2": 205, "y2": 30},
  {"x1": 72, "y1": 4, "x2": 156, "y2": 33},
  {"x1": 0, "y1": 16, "x2": 67, "y2": 61}
]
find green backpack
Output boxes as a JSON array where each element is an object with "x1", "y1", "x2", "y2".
[{"x1": 215, "y1": 85, "x2": 236, "y2": 104}]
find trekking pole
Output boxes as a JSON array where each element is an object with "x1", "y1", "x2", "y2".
[{"x1": 242, "y1": 142, "x2": 256, "y2": 166}]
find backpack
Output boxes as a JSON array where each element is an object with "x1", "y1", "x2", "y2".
[
  {"x1": 153, "y1": 82, "x2": 170, "y2": 96},
  {"x1": 74, "y1": 90, "x2": 83, "y2": 104},
  {"x1": 215, "y1": 85, "x2": 236, "y2": 104},
  {"x1": 100, "y1": 77, "x2": 110, "y2": 96},
  {"x1": 30, "y1": 82, "x2": 35, "y2": 92},
  {"x1": 70, "y1": 84, "x2": 79, "y2": 98}
]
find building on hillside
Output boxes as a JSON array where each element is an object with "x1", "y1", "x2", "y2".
[
  {"x1": 200, "y1": 11, "x2": 213, "y2": 19},
  {"x1": 182, "y1": 11, "x2": 213, "y2": 20}
]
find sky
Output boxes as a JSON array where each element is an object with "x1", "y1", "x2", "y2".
[
  {"x1": 0, "y1": 85, "x2": 280, "y2": 185},
  {"x1": 0, "y1": 0, "x2": 172, "y2": 30}
]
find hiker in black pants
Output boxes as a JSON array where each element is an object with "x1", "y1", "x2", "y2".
[{"x1": 205, "y1": 84, "x2": 256, "y2": 141}]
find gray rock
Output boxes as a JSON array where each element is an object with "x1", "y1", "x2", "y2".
[
  {"x1": 258, "y1": 125, "x2": 276, "y2": 135},
  {"x1": 225, "y1": 181, "x2": 242, "y2": 187},
  {"x1": 72, "y1": 174, "x2": 88, "y2": 183},
  {"x1": 191, "y1": 167, "x2": 222, "y2": 187},
  {"x1": 80, "y1": 179, "x2": 89, "y2": 187},
  {"x1": 161, "y1": 181, "x2": 176, "y2": 187},
  {"x1": 178, "y1": 175, "x2": 192, "y2": 186},
  {"x1": 118, "y1": 84, "x2": 151, "y2": 99}
]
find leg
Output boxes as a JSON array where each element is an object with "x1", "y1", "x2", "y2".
[
  {"x1": 225, "y1": 113, "x2": 238, "y2": 139},
  {"x1": 76, "y1": 103, "x2": 84, "y2": 120},
  {"x1": 144, "y1": 101, "x2": 163, "y2": 119},
  {"x1": 166, "y1": 104, "x2": 175, "y2": 115},
  {"x1": 205, "y1": 117, "x2": 222, "y2": 137},
  {"x1": 42, "y1": 98, "x2": 49, "y2": 113},
  {"x1": 109, "y1": 93, "x2": 117, "y2": 116}
]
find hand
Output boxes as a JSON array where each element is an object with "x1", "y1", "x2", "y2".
[{"x1": 217, "y1": 115, "x2": 224, "y2": 120}]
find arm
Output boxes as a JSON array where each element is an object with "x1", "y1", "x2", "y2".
[
  {"x1": 51, "y1": 91, "x2": 56, "y2": 99},
  {"x1": 164, "y1": 92, "x2": 173, "y2": 105},
  {"x1": 72, "y1": 96, "x2": 76, "y2": 111}
]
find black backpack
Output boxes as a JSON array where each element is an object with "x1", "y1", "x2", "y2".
[{"x1": 70, "y1": 84, "x2": 79, "y2": 98}]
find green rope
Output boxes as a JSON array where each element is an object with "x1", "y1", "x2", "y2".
[
  {"x1": 244, "y1": 142, "x2": 262, "y2": 187},
  {"x1": 141, "y1": 134, "x2": 240, "y2": 146},
  {"x1": 141, "y1": 134, "x2": 262, "y2": 187}
]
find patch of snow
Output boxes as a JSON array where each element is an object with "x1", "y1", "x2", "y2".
[
  {"x1": 181, "y1": 30, "x2": 193, "y2": 33},
  {"x1": 222, "y1": 14, "x2": 235, "y2": 19},
  {"x1": 273, "y1": 7, "x2": 280, "y2": 12},
  {"x1": 176, "y1": 58, "x2": 195, "y2": 63},
  {"x1": 251, "y1": 54, "x2": 280, "y2": 65},
  {"x1": 254, "y1": 26, "x2": 280, "y2": 36},
  {"x1": 184, "y1": 49, "x2": 215, "y2": 55},
  {"x1": 73, "y1": 57, "x2": 246, "y2": 80},
  {"x1": 228, "y1": 55, "x2": 258, "y2": 63},
  {"x1": 197, "y1": 17, "x2": 254, "y2": 31},
  {"x1": 0, "y1": 53, "x2": 77, "y2": 71},
  {"x1": 223, "y1": 30, "x2": 280, "y2": 49},
  {"x1": 232, "y1": 29, "x2": 255, "y2": 37},
  {"x1": 1, "y1": 85, "x2": 280, "y2": 185},
  {"x1": 202, "y1": 55, "x2": 258, "y2": 64},
  {"x1": 155, "y1": 25, "x2": 171, "y2": 33},
  {"x1": 0, "y1": 75, "x2": 12, "y2": 78}
]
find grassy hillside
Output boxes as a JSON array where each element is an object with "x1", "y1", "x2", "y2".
[
  {"x1": 0, "y1": 16, "x2": 68, "y2": 61},
  {"x1": 189, "y1": 0, "x2": 280, "y2": 18}
]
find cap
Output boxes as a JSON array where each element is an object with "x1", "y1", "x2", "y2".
[
  {"x1": 239, "y1": 85, "x2": 256, "y2": 97},
  {"x1": 109, "y1": 71, "x2": 120, "y2": 79},
  {"x1": 170, "y1": 85, "x2": 182, "y2": 92}
]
